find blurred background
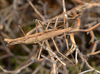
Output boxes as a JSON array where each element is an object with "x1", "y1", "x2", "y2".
[{"x1": 0, "y1": 0, "x2": 100, "y2": 74}]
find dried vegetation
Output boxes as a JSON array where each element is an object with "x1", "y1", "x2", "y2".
[{"x1": 0, "y1": 0, "x2": 100, "y2": 74}]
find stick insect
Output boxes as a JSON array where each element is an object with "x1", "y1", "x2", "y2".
[{"x1": 4, "y1": 21, "x2": 100, "y2": 46}]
